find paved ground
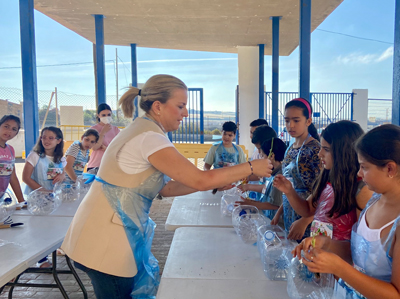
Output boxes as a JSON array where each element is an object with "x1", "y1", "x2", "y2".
[{"x1": 1, "y1": 161, "x2": 175, "y2": 298}]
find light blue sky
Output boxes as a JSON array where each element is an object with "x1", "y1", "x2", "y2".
[{"x1": 0, "y1": 0, "x2": 395, "y2": 112}]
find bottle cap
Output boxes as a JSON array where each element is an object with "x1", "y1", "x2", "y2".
[{"x1": 264, "y1": 230, "x2": 275, "y2": 241}]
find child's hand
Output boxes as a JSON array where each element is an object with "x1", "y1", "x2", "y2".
[
  {"x1": 53, "y1": 172, "x2": 65, "y2": 184},
  {"x1": 301, "y1": 248, "x2": 341, "y2": 275},
  {"x1": 235, "y1": 197, "x2": 254, "y2": 207},
  {"x1": 100, "y1": 144, "x2": 107, "y2": 151},
  {"x1": 292, "y1": 235, "x2": 331, "y2": 260},
  {"x1": 288, "y1": 218, "x2": 309, "y2": 241},
  {"x1": 237, "y1": 184, "x2": 249, "y2": 192},
  {"x1": 272, "y1": 175, "x2": 294, "y2": 194},
  {"x1": 270, "y1": 213, "x2": 280, "y2": 225}
]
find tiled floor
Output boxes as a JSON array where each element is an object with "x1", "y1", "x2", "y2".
[{"x1": 1, "y1": 162, "x2": 175, "y2": 298}]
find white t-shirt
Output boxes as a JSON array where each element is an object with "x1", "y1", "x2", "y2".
[
  {"x1": 251, "y1": 146, "x2": 260, "y2": 161},
  {"x1": 26, "y1": 152, "x2": 67, "y2": 168},
  {"x1": 116, "y1": 131, "x2": 174, "y2": 174}
]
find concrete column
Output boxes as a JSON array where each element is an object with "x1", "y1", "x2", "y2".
[
  {"x1": 238, "y1": 46, "x2": 260, "y2": 153},
  {"x1": 352, "y1": 89, "x2": 368, "y2": 132}
]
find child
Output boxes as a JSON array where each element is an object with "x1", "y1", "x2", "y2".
[
  {"x1": 272, "y1": 98, "x2": 321, "y2": 241},
  {"x1": 249, "y1": 119, "x2": 269, "y2": 161},
  {"x1": 238, "y1": 137, "x2": 286, "y2": 227},
  {"x1": 273, "y1": 121, "x2": 372, "y2": 241},
  {"x1": 294, "y1": 124, "x2": 400, "y2": 299},
  {"x1": 246, "y1": 124, "x2": 278, "y2": 201},
  {"x1": 0, "y1": 115, "x2": 24, "y2": 203},
  {"x1": 22, "y1": 126, "x2": 65, "y2": 268},
  {"x1": 22, "y1": 127, "x2": 66, "y2": 194},
  {"x1": 64, "y1": 129, "x2": 99, "y2": 183},
  {"x1": 203, "y1": 121, "x2": 246, "y2": 170}
]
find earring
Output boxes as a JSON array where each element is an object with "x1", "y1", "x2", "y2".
[
  {"x1": 389, "y1": 175, "x2": 394, "y2": 178},
  {"x1": 158, "y1": 113, "x2": 160, "y2": 115}
]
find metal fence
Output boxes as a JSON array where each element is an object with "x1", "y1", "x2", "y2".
[
  {"x1": 265, "y1": 92, "x2": 353, "y2": 137},
  {"x1": 0, "y1": 86, "x2": 129, "y2": 129},
  {"x1": 171, "y1": 88, "x2": 204, "y2": 143},
  {"x1": 368, "y1": 98, "x2": 392, "y2": 130}
]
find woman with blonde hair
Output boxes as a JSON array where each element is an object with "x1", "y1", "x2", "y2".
[{"x1": 62, "y1": 74, "x2": 272, "y2": 299}]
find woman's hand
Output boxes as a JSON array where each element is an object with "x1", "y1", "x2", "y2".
[
  {"x1": 272, "y1": 174, "x2": 294, "y2": 194},
  {"x1": 53, "y1": 172, "x2": 65, "y2": 184},
  {"x1": 100, "y1": 123, "x2": 112, "y2": 136},
  {"x1": 217, "y1": 184, "x2": 235, "y2": 191},
  {"x1": 250, "y1": 159, "x2": 273, "y2": 178},
  {"x1": 301, "y1": 248, "x2": 342, "y2": 275},
  {"x1": 292, "y1": 235, "x2": 332, "y2": 260}
]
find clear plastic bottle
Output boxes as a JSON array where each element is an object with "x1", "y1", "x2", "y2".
[
  {"x1": 287, "y1": 253, "x2": 335, "y2": 299},
  {"x1": 263, "y1": 230, "x2": 292, "y2": 281}
]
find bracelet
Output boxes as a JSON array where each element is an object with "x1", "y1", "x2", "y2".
[{"x1": 247, "y1": 161, "x2": 253, "y2": 175}]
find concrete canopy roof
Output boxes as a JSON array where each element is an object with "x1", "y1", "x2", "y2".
[{"x1": 35, "y1": 0, "x2": 342, "y2": 56}]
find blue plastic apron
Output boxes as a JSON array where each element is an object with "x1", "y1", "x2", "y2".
[
  {"x1": 334, "y1": 193, "x2": 399, "y2": 299},
  {"x1": 84, "y1": 115, "x2": 170, "y2": 299},
  {"x1": 282, "y1": 134, "x2": 312, "y2": 239},
  {"x1": 261, "y1": 175, "x2": 277, "y2": 220},
  {"x1": 213, "y1": 142, "x2": 239, "y2": 169},
  {"x1": 0, "y1": 145, "x2": 14, "y2": 198}
]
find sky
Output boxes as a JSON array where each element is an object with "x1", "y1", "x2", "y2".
[{"x1": 0, "y1": 0, "x2": 396, "y2": 112}]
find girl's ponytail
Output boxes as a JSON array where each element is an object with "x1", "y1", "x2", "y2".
[{"x1": 308, "y1": 123, "x2": 320, "y2": 142}]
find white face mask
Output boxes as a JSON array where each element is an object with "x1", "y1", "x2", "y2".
[{"x1": 100, "y1": 116, "x2": 112, "y2": 124}]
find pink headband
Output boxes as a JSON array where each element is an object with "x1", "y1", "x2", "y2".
[{"x1": 292, "y1": 98, "x2": 312, "y2": 117}]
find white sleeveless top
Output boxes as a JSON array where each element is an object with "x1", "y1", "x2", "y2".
[{"x1": 357, "y1": 202, "x2": 396, "y2": 242}]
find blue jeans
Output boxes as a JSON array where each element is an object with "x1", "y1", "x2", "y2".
[{"x1": 74, "y1": 261, "x2": 134, "y2": 299}]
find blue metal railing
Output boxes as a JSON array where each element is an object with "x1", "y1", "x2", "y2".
[
  {"x1": 265, "y1": 92, "x2": 354, "y2": 138},
  {"x1": 172, "y1": 88, "x2": 204, "y2": 143}
]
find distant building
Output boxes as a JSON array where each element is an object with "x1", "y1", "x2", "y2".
[{"x1": 0, "y1": 99, "x2": 23, "y2": 121}]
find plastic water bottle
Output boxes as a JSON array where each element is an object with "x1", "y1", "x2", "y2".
[
  {"x1": 287, "y1": 253, "x2": 335, "y2": 299},
  {"x1": 264, "y1": 230, "x2": 292, "y2": 281}
]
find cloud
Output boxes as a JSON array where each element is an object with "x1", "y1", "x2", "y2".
[
  {"x1": 336, "y1": 46, "x2": 393, "y2": 65},
  {"x1": 377, "y1": 46, "x2": 394, "y2": 62}
]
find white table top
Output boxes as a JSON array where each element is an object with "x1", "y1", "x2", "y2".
[
  {"x1": 13, "y1": 197, "x2": 83, "y2": 217},
  {"x1": 157, "y1": 227, "x2": 290, "y2": 299},
  {"x1": 0, "y1": 215, "x2": 73, "y2": 287},
  {"x1": 165, "y1": 191, "x2": 234, "y2": 231}
]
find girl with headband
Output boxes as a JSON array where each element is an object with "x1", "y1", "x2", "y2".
[{"x1": 270, "y1": 98, "x2": 321, "y2": 241}]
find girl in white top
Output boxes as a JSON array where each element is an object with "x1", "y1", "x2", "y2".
[
  {"x1": 23, "y1": 127, "x2": 66, "y2": 193},
  {"x1": 293, "y1": 124, "x2": 400, "y2": 299}
]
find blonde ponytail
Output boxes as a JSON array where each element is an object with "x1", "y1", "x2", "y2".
[{"x1": 118, "y1": 87, "x2": 140, "y2": 118}]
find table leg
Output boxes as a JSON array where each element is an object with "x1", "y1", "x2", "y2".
[
  {"x1": 65, "y1": 255, "x2": 88, "y2": 299},
  {"x1": 7, "y1": 274, "x2": 22, "y2": 299},
  {"x1": 51, "y1": 251, "x2": 69, "y2": 299}
]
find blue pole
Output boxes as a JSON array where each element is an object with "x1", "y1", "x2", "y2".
[
  {"x1": 94, "y1": 15, "x2": 106, "y2": 105},
  {"x1": 200, "y1": 89, "x2": 204, "y2": 144},
  {"x1": 259, "y1": 44, "x2": 265, "y2": 119},
  {"x1": 271, "y1": 16, "x2": 281, "y2": 134},
  {"x1": 19, "y1": 0, "x2": 39, "y2": 155},
  {"x1": 392, "y1": 0, "x2": 400, "y2": 125},
  {"x1": 299, "y1": 0, "x2": 311, "y2": 102},
  {"x1": 131, "y1": 43, "x2": 139, "y2": 119}
]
